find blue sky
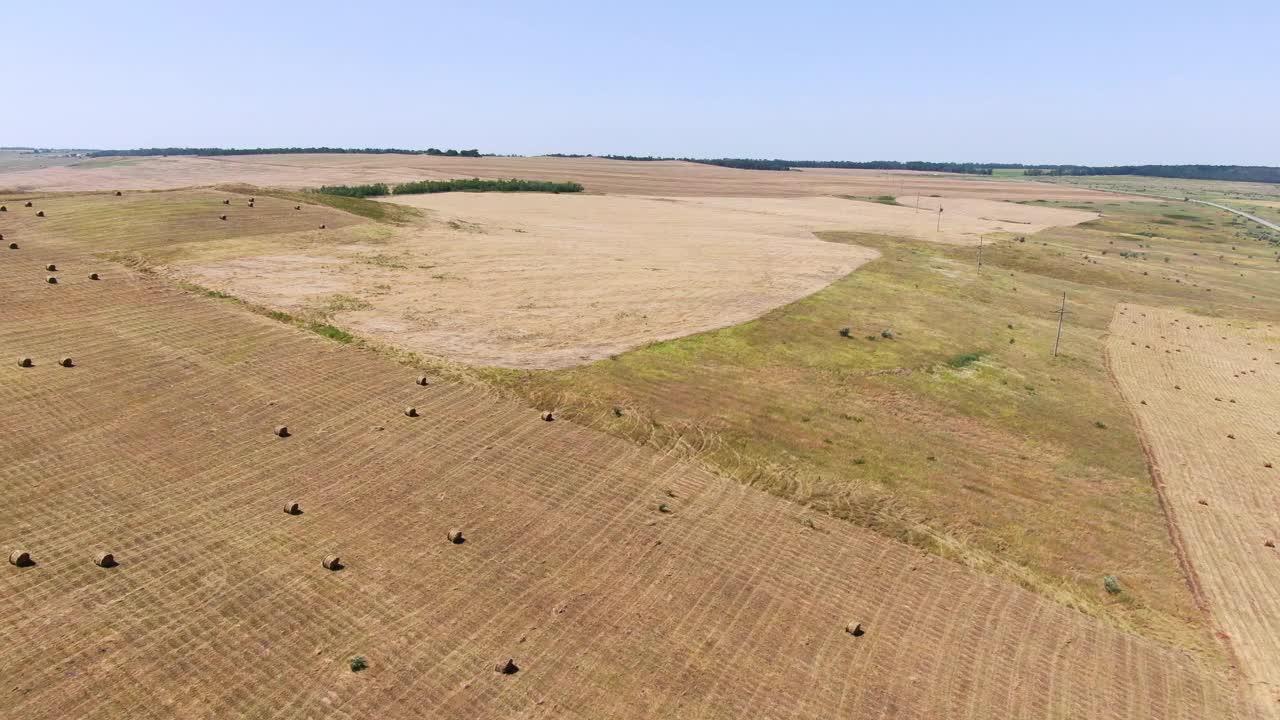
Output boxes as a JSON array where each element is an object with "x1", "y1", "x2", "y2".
[{"x1": 5, "y1": 0, "x2": 1277, "y2": 164}]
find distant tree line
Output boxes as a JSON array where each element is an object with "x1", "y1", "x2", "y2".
[
  {"x1": 315, "y1": 178, "x2": 584, "y2": 198},
  {"x1": 545, "y1": 154, "x2": 1280, "y2": 183},
  {"x1": 87, "y1": 147, "x2": 483, "y2": 158}
]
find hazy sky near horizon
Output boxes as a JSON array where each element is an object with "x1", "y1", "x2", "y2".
[{"x1": 5, "y1": 1, "x2": 1277, "y2": 165}]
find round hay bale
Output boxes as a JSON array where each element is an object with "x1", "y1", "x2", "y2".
[
  {"x1": 249, "y1": 198, "x2": 255, "y2": 203},
  {"x1": 294, "y1": 205, "x2": 301, "y2": 211},
  {"x1": 404, "y1": 406, "x2": 418, "y2": 417},
  {"x1": 59, "y1": 357, "x2": 74, "y2": 368},
  {"x1": 223, "y1": 199, "x2": 230, "y2": 205},
  {"x1": 114, "y1": 191, "x2": 122, "y2": 197},
  {"x1": 8, "y1": 549, "x2": 32, "y2": 567},
  {"x1": 0, "y1": 205, "x2": 6, "y2": 211},
  {"x1": 495, "y1": 658, "x2": 519, "y2": 675},
  {"x1": 416, "y1": 375, "x2": 429, "y2": 386},
  {"x1": 322, "y1": 555, "x2": 342, "y2": 571},
  {"x1": 319, "y1": 224, "x2": 326, "y2": 230},
  {"x1": 24, "y1": 201, "x2": 32, "y2": 208},
  {"x1": 540, "y1": 411, "x2": 555, "y2": 422},
  {"x1": 845, "y1": 622, "x2": 865, "y2": 637},
  {"x1": 46, "y1": 276, "x2": 58, "y2": 284},
  {"x1": 1266, "y1": 539, "x2": 1276, "y2": 548},
  {"x1": 7, "y1": 243, "x2": 16, "y2": 250},
  {"x1": 89, "y1": 272, "x2": 100, "y2": 280},
  {"x1": 274, "y1": 425, "x2": 290, "y2": 438},
  {"x1": 35, "y1": 211, "x2": 45, "y2": 217},
  {"x1": 93, "y1": 551, "x2": 115, "y2": 568},
  {"x1": 45, "y1": 263, "x2": 57, "y2": 271},
  {"x1": 17, "y1": 357, "x2": 32, "y2": 368},
  {"x1": 284, "y1": 500, "x2": 301, "y2": 515},
  {"x1": 447, "y1": 529, "x2": 464, "y2": 544}
]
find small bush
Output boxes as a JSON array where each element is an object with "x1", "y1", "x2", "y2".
[
  {"x1": 880, "y1": 329, "x2": 894, "y2": 339},
  {"x1": 946, "y1": 351, "x2": 984, "y2": 369},
  {"x1": 1103, "y1": 576, "x2": 1121, "y2": 594},
  {"x1": 1094, "y1": 421, "x2": 1108, "y2": 429},
  {"x1": 350, "y1": 656, "x2": 369, "y2": 672},
  {"x1": 838, "y1": 327, "x2": 851, "y2": 338},
  {"x1": 308, "y1": 323, "x2": 355, "y2": 343},
  {"x1": 852, "y1": 457, "x2": 866, "y2": 465}
]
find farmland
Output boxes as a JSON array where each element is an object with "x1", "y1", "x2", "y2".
[{"x1": 3, "y1": 154, "x2": 1279, "y2": 718}]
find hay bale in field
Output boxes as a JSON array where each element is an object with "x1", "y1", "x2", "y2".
[
  {"x1": 0, "y1": 205, "x2": 6, "y2": 211},
  {"x1": 274, "y1": 425, "x2": 290, "y2": 438},
  {"x1": 219, "y1": 214, "x2": 228, "y2": 221},
  {"x1": 59, "y1": 357, "x2": 74, "y2": 368},
  {"x1": 24, "y1": 201, "x2": 32, "y2": 208},
  {"x1": 93, "y1": 551, "x2": 116, "y2": 568},
  {"x1": 45, "y1": 263, "x2": 57, "y2": 271},
  {"x1": 845, "y1": 622, "x2": 865, "y2": 637},
  {"x1": 89, "y1": 272, "x2": 99, "y2": 280},
  {"x1": 294, "y1": 205, "x2": 301, "y2": 211},
  {"x1": 17, "y1": 357, "x2": 32, "y2": 368},
  {"x1": 319, "y1": 224, "x2": 326, "y2": 230},
  {"x1": 404, "y1": 406, "x2": 418, "y2": 417},
  {"x1": 540, "y1": 411, "x2": 555, "y2": 422},
  {"x1": 35, "y1": 211, "x2": 45, "y2": 217},
  {"x1": 447, "y1": 529, "x2": 464, "y2": 544},
  {"x1": 416, "y1": 375, "x2": 429, "y2": 386},
  {"x1": 495, "y1": 658, "x2": 519, "y2": 674},
  {"x1": 249, "y1": 198, "x2": 255, "y2": 203},
  {"x1": 8, "y1": 549, "x2": 32, "y2": 567},
  {"x1": 46, "y1": 276, "x2": 57, "y2": 284},
  {"x1": 322, "y1": 555, "x2": 342, "y2": 571},
  {"x1": 1266, "y1": 539, "x2": 1276, "y2": 548},
  {"x1": 284, "y1": 500, "x2": 301, "y2": 515},
  {"x1": 223, "y1": 199, "x2": 230, "y2": 205},
  {"x1": 7, "y1": 243, "x2": 16, "y2": 250},
  {"x1": 1197, "y1": 498, "x2": 1209, "y2": 506},
  {"x1": 114, "y1": 191, "x2": 122, "y2": 197}
]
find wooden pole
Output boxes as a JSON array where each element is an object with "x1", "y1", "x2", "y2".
[
  {"x1": 1053, "y1": 291, "x2": 1069, "y2": 357},
  {"x1": 936, "y1": 206, "x2": 943, "y2": 232}
]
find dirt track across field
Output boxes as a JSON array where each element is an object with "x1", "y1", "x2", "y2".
[
  {"x1": 0, "y1": 217, "x2": 1245, "y2": 719},
  {"x1": 0, "y1": 153, "x2": 1134, "y2": 201},
  {"x1": 1108, "y1": 304, "x2": 1280, "y2": 718}
]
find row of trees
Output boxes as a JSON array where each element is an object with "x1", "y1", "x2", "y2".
[
  {"x1": 544, "y1": 154, "x2": 1280, "y2": 183},
  {"x1": 315, "y1": 178, "x2": 584, "y2": 198},
  {"x1": 88, "y1": 147, "x2": 483, "y2": 158}
]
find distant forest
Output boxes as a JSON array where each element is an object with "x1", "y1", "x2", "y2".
[
  {"x1": 87, "y1": 147, "x2": 483, "y2": 158},
  {"x1": 546, "y1": 154, "x2": 1280, "y2": 183}
]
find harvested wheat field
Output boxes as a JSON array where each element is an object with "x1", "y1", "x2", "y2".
[
  {"x1": 8, "y1": 189, "x2": 1094, "y2": 369},
  {"x1": 1108, "y1": 305, "x2": 1280, "y2": 717},
  {"x1": 0, "y1": 153, "x2": 1136, "y2": 201},
  {"x1": 0, "y1": 203, "x2": 1247, "y2": 719}
]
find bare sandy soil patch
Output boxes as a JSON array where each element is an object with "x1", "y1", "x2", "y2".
[
  {"x1": 0, "y1": 234, "x2": 1244, "y2": 719},
  {"x1": 165, "y1": 193, "x2": 1093, "y2": 368},
  {"x1": 1108, "y1": 304, "x2": 1280, "y2": 718},
  {"x1": 0, "y1": 153, "x2": 1132, "y2": 200}
]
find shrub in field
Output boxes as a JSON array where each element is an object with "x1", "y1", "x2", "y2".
[
  {"x1": 350, "y1": 656, "x2": 368, "y2": 672},
  {"x1": 1103, "y1": 576, "x2": 1121, "y2": 594}
]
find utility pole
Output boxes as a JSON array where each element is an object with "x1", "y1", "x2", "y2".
[
  {"x1": 915, "y1": 192, "x2": 920, "y2": 214},
  {"x1": 977, "y1": 236, "x2": 984, "y2": 268},
  {"x1": 936, "y1": 205, "x2": 943, "y2": 232},
  {"x1": 1052, "y1": 291, "x2": 1071, "y2": 357}
]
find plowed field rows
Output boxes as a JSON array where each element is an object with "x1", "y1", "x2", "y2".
[
  {"x1": 1108, "y1": 305, "x2": 1280, "y2": 718},
  {"x1": 0, "y1": 218, "x2": 1244, "y2": 717}
]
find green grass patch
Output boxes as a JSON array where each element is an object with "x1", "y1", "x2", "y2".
[{"x1": 945, "y1": 351, "x2": 985, "y2": 368}]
